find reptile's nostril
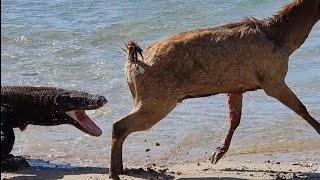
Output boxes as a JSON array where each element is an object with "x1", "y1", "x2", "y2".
[{"x1": 97, "y1": 96, "x2": 107, "y2": 105}]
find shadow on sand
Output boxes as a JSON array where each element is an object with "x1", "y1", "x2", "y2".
[
  {"x1": 177, "y1": 178, "x2": 245, "y2": 180},
  {"x1": 2, "y1": 159, "x2": 175, "y2": 180},
  {"x1": 176, "y1": 167, "x2": 320, "y2": 180},
  {"x1": 220, "y1": 167, "x2": 320, "y2": 179},
  {"x1": 1, "y1": 159, "x2": 108, "y2": 180},
  {"x1": 2, "y1": 165, "x2": 176, "y2": 180},
  {"x1": 123, "y1": 167, "x2": 175, "y2": 180},
  {"x1": 3, "y1": 160, "x2": 319, "y2": 180}
]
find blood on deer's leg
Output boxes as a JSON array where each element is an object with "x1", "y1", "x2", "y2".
[{"x1": 210, "y1": 93, "x2": 243, "y2": 164}]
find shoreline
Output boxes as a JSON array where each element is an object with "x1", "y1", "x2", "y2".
[{"x1": 2, "y1": 152, "x2": 319, "y2": 179}]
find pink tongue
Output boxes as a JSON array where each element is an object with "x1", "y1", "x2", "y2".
[{"x1": 75, "y1": 110, "x2": 102, "y2": 136}]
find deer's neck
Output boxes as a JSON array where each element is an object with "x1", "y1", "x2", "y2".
[{"x1": 263, "y1": 0, "x2": 319, "y2": 55}]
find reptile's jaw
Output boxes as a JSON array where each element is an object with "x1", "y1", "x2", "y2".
[{"x1": 66, "y1": 110, "x2": 102, "y2": 136}]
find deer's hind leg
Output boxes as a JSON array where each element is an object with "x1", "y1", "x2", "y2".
[
  {"x1": 109, "y1": 99, "x2": 176, "y2": 179},
  {"x1": 210, "y1": 93, "x2": 243, "y2": 164}
]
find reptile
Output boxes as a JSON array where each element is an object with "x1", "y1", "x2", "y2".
[{"x1": 1, "y1": 85, "x2": 107, "y2": 171}]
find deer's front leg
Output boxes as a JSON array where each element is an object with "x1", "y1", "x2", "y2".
[{"x1": 210, "y1": 93, "x2": 243, "y2": 164}]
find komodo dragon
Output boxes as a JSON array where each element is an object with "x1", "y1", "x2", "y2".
[{"x1": 1, "y1": 85, "x2": 107, "y2": 171}]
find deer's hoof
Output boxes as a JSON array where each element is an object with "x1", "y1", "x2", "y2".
[
  {"x1": 109, "y1": 167, "x2": 124, "y2": 180},
  {"x1": 109, "y1": 174, "x2": 120, "y2": 180},
  {"x1": 209, "y1": 147, "x2": 227, "y2": 164}
]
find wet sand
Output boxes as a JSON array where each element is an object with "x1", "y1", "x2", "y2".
[{"x1": 2, "y1": 152, "x2": 319, "y2": 180}]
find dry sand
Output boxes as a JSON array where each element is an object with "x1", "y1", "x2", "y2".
[{"x1": 2, "y1": 152, "x2": 319, "y2": 180}]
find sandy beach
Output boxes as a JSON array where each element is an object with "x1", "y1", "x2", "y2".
[{"x1": 2, "y1": 151, "x2": 319, "y2": 180}]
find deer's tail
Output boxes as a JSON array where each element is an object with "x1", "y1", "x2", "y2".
[{"x1": 123, "y1": 41, "x2": 143, "y2": 63}]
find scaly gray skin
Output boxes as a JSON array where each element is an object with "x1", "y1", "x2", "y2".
[{"x1": 1, "y1": 86, "x2": 107, "y2": 171}]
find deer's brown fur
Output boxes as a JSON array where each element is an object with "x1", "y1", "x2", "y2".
[{"x1": 110, "y1": 0, "x2": 320, "y2": 178}]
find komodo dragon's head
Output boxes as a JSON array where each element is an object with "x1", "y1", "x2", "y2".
[{"x1": 53, "y1": 90, "x2": 107, "y2": 137}]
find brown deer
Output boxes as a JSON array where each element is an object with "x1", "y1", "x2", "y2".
[{"x1": 110, "y1": 0, "x2": 320, "y2": 178}]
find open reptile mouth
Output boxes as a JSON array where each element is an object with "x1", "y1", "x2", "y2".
[{"x1": 66, "y1": 110, "x2": 102, "y2": 137}]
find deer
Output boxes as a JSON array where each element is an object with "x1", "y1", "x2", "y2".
[{"x1": 109, "y1": 0, "x2": 320, "y2": 178}]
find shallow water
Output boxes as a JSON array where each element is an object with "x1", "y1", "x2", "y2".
[{"x1": 1, "y1": 0, "x2": 319, "y2": 167}]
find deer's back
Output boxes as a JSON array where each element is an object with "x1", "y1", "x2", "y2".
[{"x1": 127, "y1": 28, "x2": 288, "y2": 101}]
